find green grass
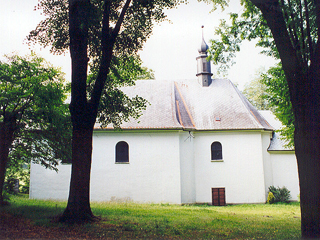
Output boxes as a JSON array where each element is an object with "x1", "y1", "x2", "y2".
[{"x1": 2, "y1": 195, "x2": 301, "y2": 239}]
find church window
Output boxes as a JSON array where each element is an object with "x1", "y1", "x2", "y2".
[
  {"x1": 115, "y1": 141, "x2": 129, "y2": 163},
  {"x1": 211, "y1": 142, "x2": 222, "y2": 160}
]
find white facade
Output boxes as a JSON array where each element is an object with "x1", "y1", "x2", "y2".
[
  {"x1": 30, "y1": 163, "x2": 71, "y2": 200},
  {"x1": 91, "y1": 131, "x2": 182, "y2": 203},
  {"x1": 30, "y1": 127, "x2": 299, "y2": 204},
  {"x1": 269, "y1": 151, "x2": 300, "y2": 200}
]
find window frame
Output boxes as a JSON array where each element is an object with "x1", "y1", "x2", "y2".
[
  {"x1": 211, "y1": 141, "x2": 223, "y2": 162},
  {"x1": 115, "y1": 141, "x2": 129, "y2": 164}
]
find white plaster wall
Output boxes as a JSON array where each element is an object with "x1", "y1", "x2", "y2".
[
  {"x1": 261, "y1": 131, "x2": 274, "y2": 198},
  {"x1": 179, "y1": 131, "x2": 196, "y2": 203},
  {"x1": 90, "y1": 130, "x2": 182, "y2": 204},
  {"x1": 193, "y1": 131, "x2": 267, "y2": 204},
  {"x1": 29, "y1": 163, "x2": 71, "y2": 200},
  {"x1": 270, "y1": 152, "x2": 300, "y2": 201}
]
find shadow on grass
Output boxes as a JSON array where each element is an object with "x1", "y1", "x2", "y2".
[{"x1": 1, "y1": 195, "x2": 66, "y2": 225}]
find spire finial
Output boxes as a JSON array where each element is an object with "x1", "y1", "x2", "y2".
[
  {"x1": 198, "y1": 25, "x2": 208, "y2": 53},
  {"x1": 201, "y1": 25, "x2": 204, "y2": 39}
]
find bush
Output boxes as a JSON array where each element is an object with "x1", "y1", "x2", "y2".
[
  {"x1": 266, "y1": 192, "x2": 275, "y2": 204},
  {"x1": 3, "y1": 178, "x2": 18, "y2": 194},
  {"x1": 268, "y1": 186, "x2": 291, "y2": 203}
]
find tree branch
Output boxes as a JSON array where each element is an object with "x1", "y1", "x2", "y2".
[
  {"x1": 312, "y1": 0, "x2": 320, "y2": 66},
  {"x1": 111, "y1": 0, "x2": 132, "y2": 44},
  {"x1": 280, "y1": 0, "x2": 299, "y2": 59},
  {"x1": 90, "y1": 0, "x2": 132, "y2": 119},
  {"x1": 250, "y1": 0, "x2": 301, "y2": 89},
  {"x1": 297, "y1": 0, "x2": 308, "y2": 66},
  {"x1": 68, "y1": 0, "x2": 90, "y2": 122},
  {"x1": 304, "y1": 0, "x2": 313, "y2": 64}
]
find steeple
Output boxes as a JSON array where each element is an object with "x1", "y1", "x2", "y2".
[{"x1": 196, "y1": 26, "x2": 213, "y2": 87}]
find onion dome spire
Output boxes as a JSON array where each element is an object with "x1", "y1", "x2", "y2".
[
  {"x1": 198, "y1": 26, "x2": 209, "y2": 53},
  {"x1": 196, "y1": 26, "x2": 212, "y2": 87}
]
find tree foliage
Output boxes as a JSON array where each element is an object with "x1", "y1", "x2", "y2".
[
  {"x1": 242, "y1": 65, "x2": 295, "y2": 148},
  {"x1": 28, "y1": 0, "x2": 161, "y2": 129},
  {"x1": 0, "y1": 53, "x2": 71, "y2": 204},
  {"x1": 207, "y1": 0, "x2": 317, "y2": 73},
  {"x1": 260, "y1": 63, "x2": 295, "y2": 148},
  {"x1": 242, "y1": 70, "x2": 269, "y2": 111}
]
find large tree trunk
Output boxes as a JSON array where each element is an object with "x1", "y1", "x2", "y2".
[
  {"x1": 0, "y1": 117, "x2": 16, "y2": 206},
  {"x1": 295, "y1": 127, "x2": 320, "y2": 238},
  {"x1": 60, "y1": 0, "x2": 124, "y2": 223},
  {"x1": 293, "y1": 68, "x2": 320, "y2": 238},
  {"x1": 59, "y1": 0, "x2": 95, "y2": 223},
  {"x1": 250, "y1": 0, "x2": 320, "y2": 237},
  {"x1": 0, "y1": 123, "x2": 10, "y2": 205},
  {"x1": 59, "y1": 127, "x2": 95, "y2": 222}
]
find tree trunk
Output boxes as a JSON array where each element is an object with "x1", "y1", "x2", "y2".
[
  {"x1": 59, "y1": 127, "x2": 95, "y2": 222},
  {"x1": 293, "y1": 69, "x2": 320, "y2": 238},
  {"x1": 60, "y1": 0, "x2": 99, "y2": 223},
  {"x1": 0, "y1": 118, "x2": 16, "y2": 206},
  {"x1": 295, "y1": 128, "x2": 320, "y2": 238},
  {"x1": 249, "y1": 1, "x2": 320, "y2": 237}
]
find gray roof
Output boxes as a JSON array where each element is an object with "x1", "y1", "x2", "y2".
[
  {"x1": 97, "y1": 79, "x2": 274, "y2": 131},
  {"x1": 259, "y1": 110, "x2": 294, "y2": 151}
]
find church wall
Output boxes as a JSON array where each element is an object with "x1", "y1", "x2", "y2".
[
  {"x1": 179, "y1": 131, "x2": 196, "y2": 203},
  {"x1": 261, "y1": 131, "x2": 274, "y2": 199},
  {"x1": 193, "y1": 131, "x2": 266, "y2": 204},
  {"x1": 90, "y1": 130, "x2": 182, "y2": 204},
  {"x1": 29, "y1": 163, "x2": 71, "y2": 200},
  {"x1": 269, "y1": 151, "x2": 300, "y2": 201}
]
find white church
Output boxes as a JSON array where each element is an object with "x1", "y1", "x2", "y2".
[{"x1": 30, "y1": 36, "x2": 300, "y2": 205}]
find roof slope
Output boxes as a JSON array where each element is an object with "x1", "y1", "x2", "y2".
[{"x1": 97, "y1": 79, "x2": 273, "y2": 131}]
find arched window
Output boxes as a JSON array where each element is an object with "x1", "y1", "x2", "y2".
[
  {"x1": 115, "y1": 141, "x2": 129, "y2": 163},
  {"x1": 211, "y1": 142, "x2": 222, "y2": 160}
]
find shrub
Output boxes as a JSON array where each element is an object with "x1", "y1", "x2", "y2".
[
  {"x1": 268, "y1": 186, "x2": 291, "y2": 203},
  {"x1": 266, "y1": 192, "x2": 275, "y2": 204},
  {"x1": 3, "y1": 178, "x2": 18, "y2": 194}
]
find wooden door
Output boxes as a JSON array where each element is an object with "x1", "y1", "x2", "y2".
[{"x1": 212, "y1": 188, "x2": 226, "y2": 206}]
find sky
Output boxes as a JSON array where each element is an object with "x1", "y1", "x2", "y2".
[{"x1": 0, "y1": 0, "x2": 277, "y2": 90}]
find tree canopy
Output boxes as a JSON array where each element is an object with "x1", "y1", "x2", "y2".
[
  {"x1": 28, "y1": 0, "x2": 162, "y2": 128},
  {"x1": 260, "y1": 63, "x2": 294, "y2": 148},
  {"x1": 0, "y1": 53, "x2": 71, "y2": 204},
  {"x1": 242, "y1": 66, "x2": 294, "y2": 148},
  {"x1": 207, "y1": 0, "x2": 317, "y2": 75},
  {"x1": 242, "y1": 70, "x2": 269, "y2": 111}
]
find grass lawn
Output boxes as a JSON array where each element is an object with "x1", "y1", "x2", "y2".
[{"x1": 2, "y1": 195, "x2": 301, "y2": 239}]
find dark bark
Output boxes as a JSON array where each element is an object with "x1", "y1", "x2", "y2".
[
  {"x1": 59, "y1": 127, "x2": 95, "y2": 223},
  {"x1": 295, "y1": 119, "x2": 320, "y2": 238},
  {"x1": 294, "y1": 73, "x2": 320, "y2": 238},
  {"x1": 0, "y1": 115, "x2": 16, "y2": 206},
  {"x1": 250, "y1": 0, "x2": 320, "y2": 237},
  {"x1": 60, "y1": 0, "x2": 126, "y2": 223},
  {"x1": 293, "y1": 61, "x2": 320, "y2": 238},
  {"x1": 59, "y1": 0, "x2": 93, "y2": 222}
]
